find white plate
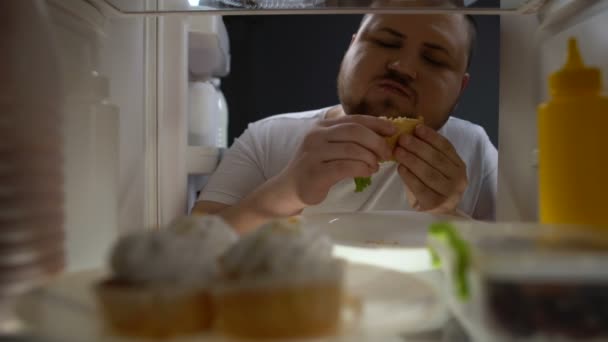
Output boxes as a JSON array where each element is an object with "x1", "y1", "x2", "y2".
[
  {"x1": 305, "y1": 210, "x2": 455, "y2": 248},
  {"x1": 15, "y1": 263, "x2": 447, "y2": 342}
]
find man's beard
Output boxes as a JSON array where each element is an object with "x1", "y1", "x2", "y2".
[
  {"x1": 339, "y1": 88, "x2": 417, "y2": 119},
  {"x1": 347, "y1": 97, "x2": 415, "y2": 119},
  {"x1": 337, "y1": 68, "x2": 417, "y2": 119}
]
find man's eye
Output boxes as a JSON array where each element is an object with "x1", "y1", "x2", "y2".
[
  {"x1": 424, "y1": 56, "x2": 446, "y2": 67},
  {"x1": 373, "y1": 39, "x2": 400, "y2": 48}
]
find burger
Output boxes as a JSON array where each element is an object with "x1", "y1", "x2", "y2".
[{"x1": 354, "y1": 116, "x2": 424, "y2": 192}]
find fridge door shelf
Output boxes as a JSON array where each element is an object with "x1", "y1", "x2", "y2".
[{"x1": 187, "y1": 146, "x2": 222, "y2": 175}]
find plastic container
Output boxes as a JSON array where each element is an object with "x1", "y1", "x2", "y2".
[
  {"x1": 1, "y1": 0, "x2": 66, "y2": 331},
  {"x1": 428, "y1": 222, "x2": 608, "y2": 342},
  {"x1": 538, "y1": 38, "x2": 608, "y2": 230},
  {"x1": 188, "y1": 16, "x2": 230, "y2": 79}
]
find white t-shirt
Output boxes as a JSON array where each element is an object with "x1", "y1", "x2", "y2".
[{"x1": 199, "y1": 107, "x2": 498, "y2": 220}]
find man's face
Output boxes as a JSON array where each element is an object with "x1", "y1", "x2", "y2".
[{"x1": 337, "y1": 14, "x2": 470, "y2": 129}]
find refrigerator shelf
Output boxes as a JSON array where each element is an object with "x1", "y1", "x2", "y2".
[{"x1": 90, "y1": 0, "x2": 549, "y2": 16}]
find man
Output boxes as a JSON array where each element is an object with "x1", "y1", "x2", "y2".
[{"x1": 193, "y1": 13, "x2": 497, "y2": 234}]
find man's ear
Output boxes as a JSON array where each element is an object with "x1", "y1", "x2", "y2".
[{"x1": 460, "y1": 73, "x2": 471, "y2": 94}]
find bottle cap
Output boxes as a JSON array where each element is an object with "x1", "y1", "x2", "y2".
[{"x1": 549, "y1": 38, "x2": 602, "y2": 96}]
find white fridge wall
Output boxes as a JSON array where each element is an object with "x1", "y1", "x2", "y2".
[
  {"x1": 50, "y1": 0, "x2": 159, "y2": 271},
  {"x1": 497, "y1": 14, "x2": 542, "y2": 221},
  {"x1": 48, "y1": 1, "x2": 116, "y2": 272},
  {"x1": 53, "y1": 0, "x2": 190, "y2": 272},
  {"x1": 98, "y1": 17, "x2": 148, "y2": 234}
]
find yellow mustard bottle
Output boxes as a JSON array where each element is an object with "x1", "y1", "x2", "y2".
[{"x1": 539, "y1": 38, "x2": 608, "y2": 229}]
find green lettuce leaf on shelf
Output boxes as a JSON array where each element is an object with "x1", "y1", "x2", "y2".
[{"x1": 428, "y1": 222, "x2": 472, "y2": 300}]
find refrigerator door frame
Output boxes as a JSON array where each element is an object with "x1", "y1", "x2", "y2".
[{"x1": 92, "y1": 0, "x2": 608, "y2": 227}]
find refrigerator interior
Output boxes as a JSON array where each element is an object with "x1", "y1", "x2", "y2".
[{"x1": 42, "y1": 0, "x2": 608, "y2": 270}]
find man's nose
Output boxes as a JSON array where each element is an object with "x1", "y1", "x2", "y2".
[{"x1": 387, "y1": 55, "x2": 418, "y2": 81}]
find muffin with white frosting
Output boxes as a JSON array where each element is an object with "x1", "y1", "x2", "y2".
[
  {"x1": 213, "y1": 216, "x2": 346, "y2": 339},
  {"x1": 95, "y1": 215, "x2": 237, "y2": 338}
]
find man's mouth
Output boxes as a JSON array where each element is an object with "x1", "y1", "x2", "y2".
[{"x1": 377, "y1": 79, "x2": 414, "y2": 99}]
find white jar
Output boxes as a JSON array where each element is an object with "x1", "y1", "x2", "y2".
[{"x1": 188, "y1": 80, "x2": 228, "y2": 148}]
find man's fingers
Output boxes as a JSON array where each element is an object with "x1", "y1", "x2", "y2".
[
  {"x1": 319, "y1": 142, "x2": 380, "y2": 169},
  {"x1": 397, "y1": 164, "x2": 445, "y2": 210},
  {"x1": 414, "y1": 125, "x2": 464, "y2": 167},
  {"x1": 324, "y1": 123, "x2": 392, "y2": 161},
  {"x1": 397, "y1": 134, "x2": 458, "y2": 179},
  {"x1": 394, "y1": 147, "x2": 452, "y2": 197}
]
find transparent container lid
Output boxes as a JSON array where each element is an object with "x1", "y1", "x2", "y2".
[{"x1": 429, "y1": 222, "x2": 608, "y2": 284}]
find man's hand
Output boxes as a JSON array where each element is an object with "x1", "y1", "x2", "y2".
[
  {"x1": 283, "y1": 115, "x2": 396, "y2": 207},
  {"x1": 223, "y1": 114, "x2": 395, "y2": 233},
  {"x1": 394, "y1": 124, "x2": 467, "y2": 215}
]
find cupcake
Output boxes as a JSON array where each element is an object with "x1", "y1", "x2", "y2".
[
  {"x1": 213, "y1": 217, "x2": 346, "y2": 339},
  {"x1": 95, "y1": 215, "x2": 238, "y2": 338}
]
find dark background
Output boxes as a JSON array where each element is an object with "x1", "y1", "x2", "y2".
[{"x1": 220, "y1": 14, "x2": 499, "y2": 147}]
